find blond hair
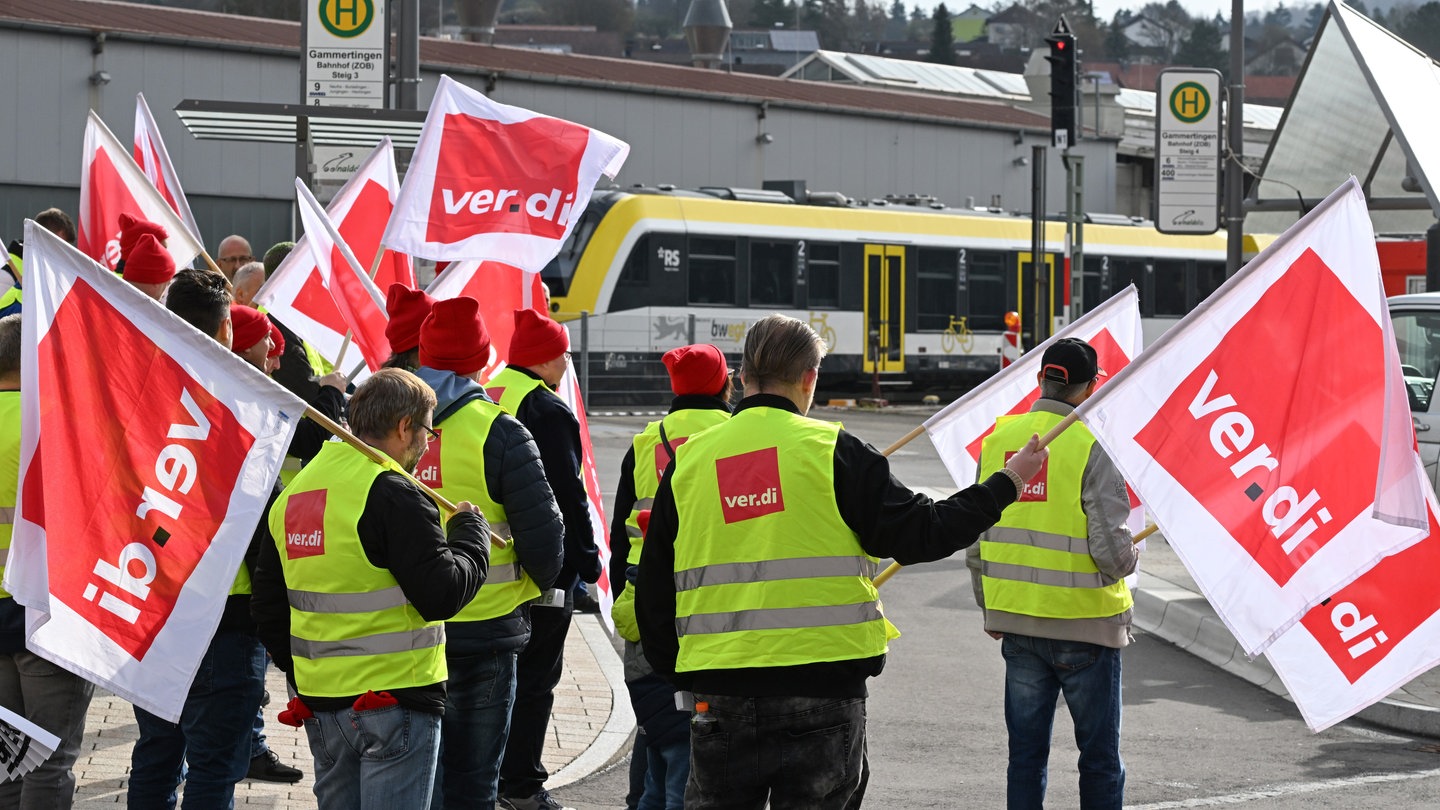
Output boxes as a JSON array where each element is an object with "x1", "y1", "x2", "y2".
[
  {"x1": 741, "y1": 314, "x2": 827, "y2": 389},
  {"x1": 348, "y1": 368, "x2": 436, "y2": 440}
]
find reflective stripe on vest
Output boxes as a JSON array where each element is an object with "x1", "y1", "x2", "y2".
[
  {"x1": 427, "y1": 400, "x2": 541, "y2": 622},
  {"x1": 612, "y1": 408, "x2": 730, "y2": 643},
  {"x1": 269, "y1": 441, "x2": 446, "y2": 697},
  {"x1": 669, "y1": 407, "x2": 894, "y2": 673},
  {"x1": 0, "y1": 393, "x2": 19, "y2": 599},
  {"x1": 978, "y1": 410, "x2": 1132, "y2": 620}
]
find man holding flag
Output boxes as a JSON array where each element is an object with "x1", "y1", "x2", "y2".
[
  {"x1": 970, "y1": 337, "x2": 1137, "y2": 810},
  {"x1": 0, "y1": 313, "x2": 95, "y2": 810}
]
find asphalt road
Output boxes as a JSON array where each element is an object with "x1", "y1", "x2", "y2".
[{"x1": 550, "y1": 405, "x2": 1440, "y2": 809}]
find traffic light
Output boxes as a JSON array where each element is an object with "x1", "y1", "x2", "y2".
[{"x1": 1045, "y1": 18, "x2": 1078, "y2": 149}]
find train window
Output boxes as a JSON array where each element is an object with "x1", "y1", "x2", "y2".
[
  {"x1": 1110, "y1": 259, "x2": 1149, "y2": 314},
  {"x1": 1195, "y1": 262, "x2": 1226, "y2": 305},
  {"x1": 916, "y1": 249, "x2": 958, "y2": 331},
  {"x1": 688, "y1": 237, "x2": 737, "y2": 306},
  {"x1": 1153, "y1": 260, "x2": 1188, "y2": 316},
  {"x1": 618, "y1": 236, "x2": 649, "y2": 287},
  {"x1": 966, "y1": 251, "x2": 1007, "y2": 331},
  {"x1": 749, "y1": 241, "x2": 796, "y2": 306},
  {"x1": 1082, "y1": 256, "x2": 1111, "y2": 311},
  {"x1": 540, "y1": 209, "x2": 598, "y2": 297},
  {"x1": 807, "y1": 243, "x2": 840, "y2": 307}
]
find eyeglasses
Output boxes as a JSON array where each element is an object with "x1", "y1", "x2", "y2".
[
  {"x1": 219, "y1": 255, "x2": 254, "y2": 265},
  {"x1": 418, "y1": 423, "x2": 440, "y2": 441}
]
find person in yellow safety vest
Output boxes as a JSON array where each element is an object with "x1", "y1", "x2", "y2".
[
  {"x1": 968, "y1": 337, "x2": 1139, "y2": 810},
  {"x1": 412, "y1": 297, "x2": 565, "y2": 810},
  {"x1": 0, "y1": 239, "x2": 22, "y2": 317},
  {"x1": 490, "y1": 308, "x2": 601, "y2": 810},
  {"x1": 250, "y1": 368, "x2": 491, "y2": 810},
  {"x1": 0, "y1": 314, "x2": 95, "y2": 810},
  {"x1": 635, "y1": 313, "x2": 1047, "y2": 808},
  {"x1": 609, "y1": 343, "x2": 733, "y2": 810},
  {"x1": 124, "y1": 270, "x2": 273, "y2": 807},
  {"x1": 383, "y1": 282, "x2": 437, "y2": 371}
]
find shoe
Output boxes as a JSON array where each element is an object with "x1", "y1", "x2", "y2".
[
  {"x1": 573, "y1": 593, "x2": 601, "y2": 614},
  {"x1": 498, "y1": 789, "x2": 574, "y2": 810},
  {"x1": 260, "y1": 689, "x2": 271, "y2": 707},
  {"x1": 247, "y1": 749, "x2": 303, "y2": 783}
]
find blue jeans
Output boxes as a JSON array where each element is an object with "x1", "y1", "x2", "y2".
[
  {"x1": 431, "y1": 648, "x2": 518, "y2": 810},
  {"x1": 1002, "y1": 633, "x2": 1125, "y2": 810},
  {"x1": 128, "y1": 631, "x2": 266, "y2": 809},
  {"x1": 304, "y1": 703, "x2": 441, "y2": 810},
  {"x1": 685, "y1": 694, "x2": 866, "y2": 810},
  {"x1": 0, "y1": 648, "x2": 96, "y2": 810},
  {"x1": 639, "y1": 736, "x2": 689, "y2": 810}
]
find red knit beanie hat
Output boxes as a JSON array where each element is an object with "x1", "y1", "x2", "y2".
[
  {"x1": 662, "y1": 344, "x2": 729, "y2": 397},
  {"x1": 267, "y1": 321, "x2": 285, "y2": 359},
  {"x1": 420, "y1": 296, "x2": 493, "y2": 376},
  {"x1": 230, "y1": 305, "x2": 270, "y2": 353},
  {"x1": 384, "y1": 283, "x2": 435, "y2": 354},
  {"x1": 123, "y1": 233, "x2": 175, "y2": 285},
  {"x1": 508, "y1": 309, "x2": 569, "y2": 368},
  {"x1": 118, "y1": 213, "x2": 168, "y2": 262}
]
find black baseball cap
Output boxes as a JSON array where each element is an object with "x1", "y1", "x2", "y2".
[{"x1": 1040, "y1": 337, "x2": 1105, "y2": 385}]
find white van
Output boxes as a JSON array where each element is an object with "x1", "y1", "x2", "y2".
[{"x1": 1389, "y1": 292, "x2": 1440, "y2": 491}]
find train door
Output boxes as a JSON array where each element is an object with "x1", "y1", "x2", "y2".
[
  {"x1": 1016, "y1": 251, "x2": 1061, "y2": 350},
  {"x1": 863, "y1": 245, "x2": 905, "y2": 373}
]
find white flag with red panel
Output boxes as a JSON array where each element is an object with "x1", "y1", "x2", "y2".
[
  {"x1": 294, "y1": 179, "x2": 392, "y2": 375},
  {"x1": 382, "y1": 75, "x2": 629, "y2": 269},
  {"x1": 427, "y1": 259, "x2": 548, "y2": 382},
  {"x1": 1265, "y1": 491, "x2": 1440, "y2": 731},
  {"x1": 255, "y1": 139, "x2": 413, "y2": 372},
  {"x1": 78, "y1": 111, "x2": 202, "y2": 272},
  {"x1": 924, "y1": 286, "x2": 1143, "y2": 491},
  {"x1": 1076, "y1": 178, "x2": 1431, "y2": 656},
  {"x1": 4, "y1": 222, "x2": 303, "y2": 722},
  {"x1": 133, "y1": 93, "x2": 203, "y2": 249}
]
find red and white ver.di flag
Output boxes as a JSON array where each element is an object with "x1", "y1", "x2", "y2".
[
  {"x1": 382, "y1": 74, "x2": 629, "y2": 269},
  {"x1": 255, "y1": 138, "x2": 414, "y2": 373},
  {"x1": 294, "y1": 179, "x2": 392, "y2": 374},
  {"x1": 554, "y1": 354, "x2": 615, "y2": 633},
  {"x1": 1075, "y1": 178, "x2": 1430, "y2": 656},
  {"x1": 79, "y1": 111, "x2": 202, "y2": 272},
  {"x1": 924, "y1": 286, "x2": 1143, "y2": 490},
  {"x1": 133, "y1": 93, "x2": 203, "y2": 248},
  {"x1": 5, "y1": 222, "x2": 304, "y2": 722}
]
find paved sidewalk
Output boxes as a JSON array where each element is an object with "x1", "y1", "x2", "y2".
[
  {"x1": 1134, "y1": 533, "x2": 1440, "y2": 738},
  {"x1": 70, "y1": 615, "x2": 632, "y2": 807}
]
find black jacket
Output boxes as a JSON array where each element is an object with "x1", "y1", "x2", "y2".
[
  {"x1": 252, "y1": 468, "x2": 490, "y2": 714},
  {"x1": 507, "y1": 366, "x2": 601, "y2": 590},
  {"x1": 417, "y1": 366, "x2": 566, "y2": 652},
  {"x1": 636, "y1": 394, "x2": 1018, "y2": 699},
  {"x1": 609, "y1": 394, "x2": 732, "y2": 602}
]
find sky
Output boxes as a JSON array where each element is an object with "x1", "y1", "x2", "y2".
[{"x1": 905, "y1": 1, "x2": 1242, "y2": 23}]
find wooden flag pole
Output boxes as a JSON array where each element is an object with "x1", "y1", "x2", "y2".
[
  {"x1": 302, "y1": 403, "x2": 507, "y2": 548},
  {"x1": 199, "y1": 249, "x2": 224, "y2": 278},
  {"x1": 881, "y1": 424, "x2": 927, "y2": 457},
  {"x1": 872, "y1": 410, "x2": 1084, "y2": 588}
]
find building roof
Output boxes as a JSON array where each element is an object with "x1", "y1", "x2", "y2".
[{"x1": 0, "y1": 0, "x2": 1048, "y2": 131}]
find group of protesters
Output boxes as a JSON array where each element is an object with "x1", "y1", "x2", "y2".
[{"x1": 0, "y1": 207, "x2": 1139, "y2": 810}]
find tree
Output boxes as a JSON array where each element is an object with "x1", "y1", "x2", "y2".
[
  {"x1": 1105, "y1": 9, "x2": 1133, "y2": 62},
  {"x1": 1303, "y1": 3, "x2": 1326, "y2": 38},
  {"x1": 1173, "y1": 16, "x2": 1227, "y2": 74},
  {"x1": 750, "y1": 0, "x2": 793, "y2": 27},
  {"x1": 929, "y1": 2, "x2": 956, "y2": 64},
  {"x1": 1396, "y1": 1, "x2": 1440, "y2": 58}
]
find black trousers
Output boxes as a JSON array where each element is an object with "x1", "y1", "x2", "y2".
[{"x1": 499, "y1": 599, "x2": 573, "y2": 797}]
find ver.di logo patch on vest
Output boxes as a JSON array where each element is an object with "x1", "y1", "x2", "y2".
[
  {"x1": 1005, "y1": 451, "x2": 1049, "y2": 502},
  {"x1": 285, "y1": 490, "x2": 327, "y2": 560},
  {"x1": 485, "y1": 386, "x2": 506, "y2": 403},
  {"x1": 715, "y1": 447, "x2": 785, "y2": 524},
  {"x1": 416, "y1": 428, "x2": 443, "y2": 488},
  {"x1": 654, "y1": 436, "x2": 688, "y2": 480}
]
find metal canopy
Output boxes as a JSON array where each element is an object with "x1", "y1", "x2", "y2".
[
  {"x1": 1249, "y1": 1, "x2": 1440, "y2": 235},
  {"x1": 173, "y1": 99, "x2": 427, "y2": 148}
]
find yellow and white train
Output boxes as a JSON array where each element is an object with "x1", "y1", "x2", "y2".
[{"x1": 544, "y1": 186, "x2": 1254, "y2": 403}]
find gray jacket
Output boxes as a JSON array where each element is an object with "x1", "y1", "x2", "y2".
[{"x1": 966, "y1": 398, "x2": 1139, "y2": 648}]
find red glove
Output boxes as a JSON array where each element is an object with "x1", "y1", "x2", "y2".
[
  {"x1": 352, "y1": 690, "x2": 399, "y2": 712},
  {"x1": 277, "y1": 697, "x2": 313, "y2": 727}
]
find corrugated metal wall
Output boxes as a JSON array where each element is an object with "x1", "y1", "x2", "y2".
[{"x1": 0, "y1": 23, "x2": 1120, "y2": 249}]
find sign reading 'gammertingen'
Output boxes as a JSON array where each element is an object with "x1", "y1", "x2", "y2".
[{"x1": 1155, "y1": 69, "x2": 1223, "y2": 235}]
